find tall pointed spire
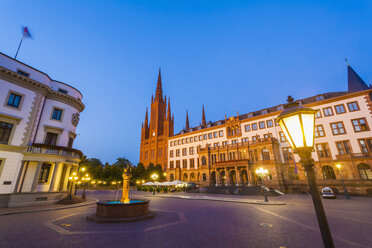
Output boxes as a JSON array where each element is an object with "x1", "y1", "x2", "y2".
[
  {"x1": 202, "y1": 105, "x2": 206, "y2": 126},
  {"x1": 155, "y1": 68, "x2": 163, "y2": 100},
  {"x1": 144, "y1": 107, "x2": 149, "y2": 127},
  {"x1": 167, "y1": 97, "x2": 171, "y2": 119},
  {"x1": 185, "y1": 110, "x2": 190, "y2": 130},
  {"x1": 347, "y1": 62, "x2": 370, "y2": 92}
]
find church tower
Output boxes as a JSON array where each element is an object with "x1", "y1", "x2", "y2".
[{"x1": 140, "y1": 69, "x2": 174, "y2": 170}]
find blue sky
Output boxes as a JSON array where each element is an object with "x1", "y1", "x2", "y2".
[{"x1": 1, "y1": 0, "x2": 371, "y2": 164}]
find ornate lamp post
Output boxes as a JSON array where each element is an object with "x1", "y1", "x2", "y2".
[
  {"x1": 151, "y1": 173, "x2": 159, "y2": 195},
  {"x1": 68, "y1": 172, "x2": 79, "y2": 196},
  {"x1": 277, "y1": 96, "x2": 335, "y2": 248},
  {"x1": 255, "y1": 167, "x2": 269, "y2": 202},
  {"x1": 336, "y1": 164, "x2": 350, "y2": 199},
  {"x1": 81, "y1": 173, "x2": 91, "y2": 198}
]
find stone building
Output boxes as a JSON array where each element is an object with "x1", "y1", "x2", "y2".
[
  {"x1": 139, "y1": 70, "x2": 174, "y2": 170},
  {"x1": 164, "y1": 65, "x2": 372, "y2": 195},
  {"x1": 0, "y1": 52, "x2": 84, "y2": 206}
]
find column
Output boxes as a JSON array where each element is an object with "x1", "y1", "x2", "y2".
[
  {"x1": 62, "y1": 165, "x2": 72, "y2": 191},
  {"x1": 236, "y1": 167, "x2": 242, "y2": 186},
  {"x1": 49, "y1": 162, "x2": 61, "y2": 192},
  {"x1": 215, "y1": 170, "x2": 220, "y2": 186},
  {"x1": 225, "y1": 168, "x2": 230, "y2": 186},
  {"x1": 31, "y1": 162, "x2": 43, "y2": 192},
  {"x1": 13, "y1": 161, "x2": 26, "y2": 193}
]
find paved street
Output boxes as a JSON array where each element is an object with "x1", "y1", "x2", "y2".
[{"x1": 1, "y1": 190, "x2": 372, "y2": 248}]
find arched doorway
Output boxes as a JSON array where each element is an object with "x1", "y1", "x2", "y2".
[
  {"x1": 170, "y1": 173, "x2": 174, "y2": 181},
  {"x1": 190, "y1": 172, "x2": 195, "y2": 181},
  {"x1": 211, "y1": 171, "x2": 216, "y2": 185},
  {"x1": 229, "y1": 170, "x2": 236, "y2": 185},
  {"x1": 220, "y1": 171, "x2": 226, "y2": 185},
  {"x1": 183, "y1": 173, "x2": 188, "y2": 181}
]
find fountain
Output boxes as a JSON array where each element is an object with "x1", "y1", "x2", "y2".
[{"x1": 87, "y1": 166, "x2": 155, "y2": 223}]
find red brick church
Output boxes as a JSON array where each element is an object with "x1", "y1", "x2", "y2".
[{"x1": 139, "y1": 70, "x2": 174, "y2": 170}]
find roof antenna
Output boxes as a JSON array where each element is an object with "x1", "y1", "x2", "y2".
[{"x1": 345, "y1": 57, "x2": 349, "y2": 66}]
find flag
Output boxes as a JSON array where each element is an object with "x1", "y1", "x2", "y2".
[{"x1": 22, "y1": 26, "x2": 32, "y2": 39}]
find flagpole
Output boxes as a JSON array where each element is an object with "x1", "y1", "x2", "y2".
[{"x1": 14, "y1": 37, "x2": 24, "y2": 60}]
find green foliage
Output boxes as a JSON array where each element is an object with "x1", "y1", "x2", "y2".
[
  {"x1": 79, "y1": 157, "x2": 166, "y2": 185},
  {"x1": 156, "y1": 187, "x2": 161, "y2": 193}
]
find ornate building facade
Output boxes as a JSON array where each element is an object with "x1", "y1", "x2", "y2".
[
  {"x1": 0, "y1": 52, "x2": 84, "y2": 206},
  {"x1": 164, "y1": 65, "x2": 372, "y2": 195},
  {"x1": 139, "y1": 70, "x2": 174, "y2": 170}
]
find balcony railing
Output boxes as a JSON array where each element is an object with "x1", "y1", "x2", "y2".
[
  {"x1": 25, "y1": 143, "x2": 83, "y2": 159},
  {"x1": 336, "y1": 152, "x2": 372, "y2": 160},
  {"x1": 197, "y1": 137, "x2": 276, "y2": 153}
]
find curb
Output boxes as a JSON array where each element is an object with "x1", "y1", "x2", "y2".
[
  {"x1": 0, "y1": 199, "x2": 99, "y2": 216},
  {"x1": 147, "y1": 195, "x2": 286, "y2": 205}
]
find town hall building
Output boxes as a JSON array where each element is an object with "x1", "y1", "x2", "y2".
[{"x1": 140, "y1": 65, "x2": 372, "y2": 195}]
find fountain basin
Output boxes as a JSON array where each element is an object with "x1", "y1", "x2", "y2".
[
  {"x1": 96, "y1": 199, "x2": 150, "y2": 218},
  {"x1": 87, "y1": 199, "x2": 155, "y2": 223}
]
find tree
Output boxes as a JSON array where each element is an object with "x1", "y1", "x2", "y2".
[{"x1": 113, "y1": 157, "x2": 133, "y2": 169}]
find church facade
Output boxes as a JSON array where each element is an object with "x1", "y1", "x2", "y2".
[{"x1": 139, "y1": 70, "x2": 174, "y2": 170}]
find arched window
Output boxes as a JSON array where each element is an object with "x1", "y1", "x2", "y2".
[
  {"x1": 190, "y1": 173, "x2": 195, "y2": 181},
  {"x1": 322, "y1": 166, "x2": 336, "y2": 180},
  {"x1": 227, "y1": 127, "x2": 231, "y2": 136},
  {"x1": 201, "y1": 156, "x2": 207, "y2": 165},
  {"x1": 358, "y1": 163, "x2": 372, "y2": 180},
  {"x1": 202, "y1": 173, "x2": 207, "y2": 181},
  {"x1": 170, "y1": 173, "x2": 174, "y2": 181},
  {"x1": 261, "y1": 148, "x2": 270, "y2": 161},
  {"x1": 183, "y1": 173, "x2": 188, "y2": 181},
  {"x1": 288, "y1": 167, "x2": 299, "y2": 180}
]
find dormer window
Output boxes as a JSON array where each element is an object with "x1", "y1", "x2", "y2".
[
  {"x1": 17, "y1": 70, "x2": 29, "y2": 77},
  {"x1": 316, "y1": 95, "x2": 325, "y2": 101}
]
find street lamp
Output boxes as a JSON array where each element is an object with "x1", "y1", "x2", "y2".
[
  {"x1": 81, "y1": 174, "x2": 90, "y2": 198},
  {"x1": 277, "y1": 96, "x2": 335, "y2": 248},
  {"x1": 151, "y1": 173, "x2": 159, "y2": 195},
  {"x1": 68, "y1": 173, "x2": 79, "y2": 196},
  {"x1": 336, "y1": 164, "x2": 350, "y2": 199},
  {"x1": 255, "y1": 167, "x2": 269, "y2": 202}
]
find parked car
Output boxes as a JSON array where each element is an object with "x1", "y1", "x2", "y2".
[
  {"x1": 322, "y1": 187, "x2": 336, "y2": 199},
  {"x1": 187, "y1": 183, "x2": 197, "y2": 188}
]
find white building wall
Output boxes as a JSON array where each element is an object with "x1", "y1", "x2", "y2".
[
  {"x1": 34, "y1": 99, "x2": 79, "y2": 146},
  {"x1": 0, "y1": 79, "x2": 37, "y2": 146},
  {"x1": 0, "y1": 151, "x2": 23, "y2": 193}
]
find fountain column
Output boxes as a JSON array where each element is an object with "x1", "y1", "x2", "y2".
[{"x1": 121, "y1": 167, "x2": 131, "y2": 203}]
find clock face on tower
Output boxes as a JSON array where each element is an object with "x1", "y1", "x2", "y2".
[{"x1": 152, "y1": 131, "x2": 156, "y2": 137}]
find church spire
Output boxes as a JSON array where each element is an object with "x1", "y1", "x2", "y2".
[
  {"x1": 144, "y1": 107, "x2": 148, "y2": 127},
  {"x1": 155, "y1": 68, "x2": 163, "y2": 100},
  {"x1": 185, "y1": 110, "x2": 190, "y2": 130},
  {"x1": 202, "y1": 105, "x2": 206, "y2": 126},
  {"x1": 167, "y1": 97, "x2": 171, "y2": 119}
]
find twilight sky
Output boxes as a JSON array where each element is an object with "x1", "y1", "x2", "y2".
[{"x1": 1, "y1": 0, "x2": 371, "y2": 164}]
